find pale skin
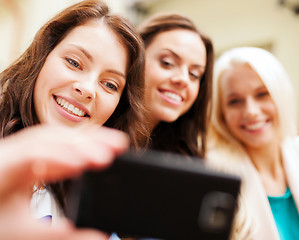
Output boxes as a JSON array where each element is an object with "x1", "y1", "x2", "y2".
[
  {"x1": 0, "y1": 124, "x2": 129, "y2": 240},
  {"x1": 0, "y1": 19, "x2": 130, "y2": 240},
  {"x1": 220, "y1": 64, "x2": 287, "y2": 196},
  {"x1": 34, "y1": 19, "x2": 128, "y2": 127},
  {"x1": 144, "y1": 29, "x2": 206, "y2": 130},
  {"x1": 1, "y1": 7, "x2": 133, "y2": 240}
]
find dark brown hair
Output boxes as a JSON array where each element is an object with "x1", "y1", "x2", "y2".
[
  {"x1": 0, "y1": 0, "x2": 148, "y2": 148},
  {"x1": 138, "y1": 13, "x2": 214, "y2": 158},
  {"x1": 0, "y1": 0, "x2": 149, "y2": 211}
]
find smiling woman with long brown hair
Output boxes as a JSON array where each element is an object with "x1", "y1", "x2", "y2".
[
  {"x1": 0, "y1": 0, "x2": 149, "y2": 224},
  {"x1": 138, "y1": 13, "x2": 214, "y2": 158}
]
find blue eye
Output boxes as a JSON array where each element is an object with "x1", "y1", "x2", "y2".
[
  {"x1": 66, "y1": 58, "x2": 80, "y2": 68},
  {"x1": 103, "y1": 82, "x2": 118, "y2": 92}
]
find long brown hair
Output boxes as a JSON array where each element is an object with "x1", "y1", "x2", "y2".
[
  {"x1": 138, "y1": 13, "x2": 214, "y2": 158},
  {"x1": 0, "y1": 0, "x2": 148, "y2": 148},
  {"x1": 0, "y1": 0, "x2": 149, "y2": 212}
]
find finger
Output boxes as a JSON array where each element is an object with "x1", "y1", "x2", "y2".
[
  {"x1": 0, "y1": 220, "x2": 109, "y2": 240},
  {"x1": 31, "y1": 143, "x2": 117, "y2": 182},
  {"x1": 73, "y1": 125, "x2": 130, "y2": 154}
]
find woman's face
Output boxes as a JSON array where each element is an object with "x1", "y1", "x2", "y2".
[
  {"x1": 144, "y1": 29, "x2": 206, "y2": 127},
  {"x1": 220, "y1": 64, "x2": 280, "y2": 150},
  {"x1": 34, "y1": 20, "x2": 128, "y2": 127}
]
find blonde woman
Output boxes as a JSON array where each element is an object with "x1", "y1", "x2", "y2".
[{"x1": 207, "y1": 47, "x2": 299, "y2": 239}]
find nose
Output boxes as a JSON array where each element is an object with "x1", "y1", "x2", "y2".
[
  {"x1": 170, "y1": 67, "x2": 189, "y2": 87},
  {"x1": 244, "y1": 97, "x2": 261, "y2": 118},
  {"x1": 73, "y1": 77, "x2": 96, "y2": 100}
]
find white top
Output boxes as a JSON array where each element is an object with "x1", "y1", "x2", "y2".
[
  {"x1": 30, "y1": 188, "x2": 64, "y2": 225},
  {"x1": 30, "y1": 188, "x2": 120, "y2": 240}
]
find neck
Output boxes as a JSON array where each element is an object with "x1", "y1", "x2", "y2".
[
  {"x1": 246, "y1": 141, "x2": 287, "y2": 195},
  {"x1": 247, "y1": 142, "x2": 280, "y2": 173}
]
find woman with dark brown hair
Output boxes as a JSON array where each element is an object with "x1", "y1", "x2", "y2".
[
  {"x1": 0, "y1": 0, "x2": 148, "y2": 224},
  {"x1": 138, "y1": 13, "x2": 214, "y2": 158}
]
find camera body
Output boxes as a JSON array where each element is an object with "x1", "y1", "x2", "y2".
[{"x1": 66, "y1": 150, "x2": 241, "y2": 240}]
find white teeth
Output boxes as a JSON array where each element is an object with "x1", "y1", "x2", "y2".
[
  {"x1": 163, "y1": 91, "x2": 182, "y2": 102},
  {"x1": 73, "y1": 107, "x2": 79, "y2": 115},
  {"x1": 68, "y1": 104, "x2": 74, "y2": 112},
  {"x1": 55, "y1": 97, "x2": 86, "y2": 117},
  {"x1": 245, "y1": 122, "x2": 265, "y2": 131},
  {"x1": 64, "y1": 102, "x2": 69, "y2": 108}
]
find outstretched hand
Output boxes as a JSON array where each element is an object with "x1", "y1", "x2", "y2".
[{"x1": 0, "y1": 124, "x2": 129, "y2": 240}]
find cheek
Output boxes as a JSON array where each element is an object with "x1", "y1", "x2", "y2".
[
  {"x1": 145, "y1": 67, "x2": 162, "y2": 89},
  {"x1": 189, "y1": 82, "x2": 200, "y2": 104},
  {"x1": 145, "y1": 60, "x2": 155, "y2": 84},
  {"x1": 223, "y1": 108, "x2": 240, "y2": 131},
  {"x1": 145, "y1": 60, "x2": 170, "y2": 89},
  {"x1": 267, "y1": 102, "x2": 278, "y2": 119},
  {"x1": 94, "y1": 95, "x2": 121, "y2": 124},
  {"x1": 145, "y1": 74, "x2": 155, "y2": 91},
  {"x1": 34, "y1": 69, "x2": 49, "y2": 105},
  {"x1": 145, "y1": 71, "x2": 161, "y2": 105},
  {"x1": 34, "y1": 59, "x2": 59, "y2": 93}
]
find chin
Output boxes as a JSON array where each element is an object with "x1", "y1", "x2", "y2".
[
  {"x1": 162, "y1": 116, "x2": 180, "y2": 123},
  {"x1": 244, "y1": 140, "x2": 273, "y2": 149},
  {"x1": 155, "y1": 110, "x2": 180, "y2": 124}
]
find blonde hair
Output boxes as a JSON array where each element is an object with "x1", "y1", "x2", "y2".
[
  {"x1": 211, "y1": 47, "x2": 297, "y2": 146},
  {"x1": 207, "y1": 47, "x2": 298, "y2": 239},
  {"x1": 207, "y1": 147, "x2": 255, "y2": 240}
]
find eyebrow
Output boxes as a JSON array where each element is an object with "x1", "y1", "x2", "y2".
[
  {"x1": 163, "y1": 48, "x2": 206, "y2": 69},
  {"x1": 69, "y1": 44, "x2": 126, "y2": 80},
  {"x1": 68, "y1": 45, "x2": 93, "y2": 61},
  {"x1": 107, "y1": 69, "x2": 126, "y2": 80},
  {"x1": 227, "y1": 93, "x2": 240, "y2": 98},
  {"x1": 226, "y1": 86, "x2": 268, "y2": 98},
  {"x1": 256, "y1": 86, "x2": 268, "y2": 91}
]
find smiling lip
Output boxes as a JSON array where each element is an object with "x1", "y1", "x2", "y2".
[
  {"x1": 158, "y1": 89, "x2": 183, "y2": 105},
  {"x1": 53, "y1": 95, "x2": 90, "y2": 122},
  {"x1": 242, "y1": 120, "x2": 269, "y2": 132}
]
